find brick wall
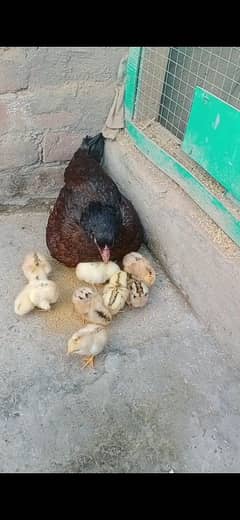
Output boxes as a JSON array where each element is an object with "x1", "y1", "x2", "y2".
[{"x1": 0, "y1": 47, "x2": 128, "y2": 204}]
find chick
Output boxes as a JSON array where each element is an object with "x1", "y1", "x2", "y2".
[
  {"x1": 28, "y1": 279, "x2": 59, "y2": 310},
  {"x1": 67, "y1": 323, "x2": 108, "y2": 368},
  {"x1": 87, "y1": 294, "x2": 112, "y2": 326},
  {"x1": 14, "y1": 279, "x2": 58, "y2": 315},
  {"x1": 72, "y1": 286, "x2": 97, "y2": 323},
  {"x1": 72, "y1": 287, "x2": 112, "y2": 326},
  {"x1": 127, "y1": 277, "x2": 149, "y2": 308},
  {"x1": 122, "y1": 252, "x2": 156, "y2": 287},
  {"x1": 14, "y1": 285, "x2": 35, "y2": 316},
  {"x1": 103, "y1": 270, "x2": 129, "y2": 315},
  {"x1": 107, "y1": 270, "x2": 128, "y2": 287},
  {"x1": 76, "y1": 261, "x2": 120, "y2": 285},
  {"x1": 22, "y1": 252, "x2": 52, "y2": 281}
]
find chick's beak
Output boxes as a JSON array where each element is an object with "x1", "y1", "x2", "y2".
[{"x1": 100, "y1": 245, "x2": 110, "y2": 263}]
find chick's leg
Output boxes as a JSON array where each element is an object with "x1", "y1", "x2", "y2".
[
  {"x1": 81, "y1": 355, "x2": 95, "y2": 369},
  {"x1": 81, "y1": 314, "x2": 88, "y2": 325}
]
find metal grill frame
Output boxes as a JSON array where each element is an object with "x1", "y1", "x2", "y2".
[
  {"x1": 124, "y1": 47, "x2": 240, "y2": 248},
  {"x1": 133, "y1": 47, "x2": 240, "y2": 141}
]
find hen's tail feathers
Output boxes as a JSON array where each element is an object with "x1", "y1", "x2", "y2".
[{"x1": 80, "y1": 133, "x2": 105, "y2": 164}]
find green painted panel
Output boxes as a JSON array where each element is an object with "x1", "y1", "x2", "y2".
[
  {"x1": 182, "y1": 87, "x2": 240, "y2": 202},
  {"x1": 126, "y1": 119, "x2": 240, "y2": 248},
  {"x1": 125, "y1": 47, "x2": 142, "y2": 120}
]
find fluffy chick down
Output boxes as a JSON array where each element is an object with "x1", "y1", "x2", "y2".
[
  {"x1": 14, "y1": 279, "x2": 59, "y2": 315},
  {"x1": 123, "y1": 252, "x2": 156, "y2": 287},
  {"x1": 103, "y1": 270, "x2": 129, "y2": 315},
  {"x1": 127, "y1": 277, "x2": 149, "y2": 308},
  {"x1": 76, "y1": 261, "x2": 120, "y2": 285},
  {"x1": 67, "y1": 323, "x2": 108, "y2": 358},
  {"x1": 22, "y1": 252, "x2": 52, "y2": 281}
]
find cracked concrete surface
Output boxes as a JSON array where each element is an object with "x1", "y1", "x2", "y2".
[{"x1": 0, "y1": 211, "x2": 240, "y2": 473}]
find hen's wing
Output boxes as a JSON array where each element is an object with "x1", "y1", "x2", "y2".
[
  {"x1": 110, "y1": 194, "x2": 144, "y2": 260},
  {"x1": 63, "y1": 175, "x2": 121, "y2": 224}
]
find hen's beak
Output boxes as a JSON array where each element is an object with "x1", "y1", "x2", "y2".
[{"x1": 100, "y1": 245, "x2": 110, "y2": 263}]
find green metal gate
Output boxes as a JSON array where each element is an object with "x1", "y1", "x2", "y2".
[{"x1": 125, "y1": 47, "x2": 240, "y2": 248}]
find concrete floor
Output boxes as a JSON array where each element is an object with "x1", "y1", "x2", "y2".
[{"x1": 1, "y1": 211, "x2": 240, "y2": 473}]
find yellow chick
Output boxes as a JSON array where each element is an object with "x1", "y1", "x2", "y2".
[
  {"x1": 67, "y1": 323, "x2": 108, "y2": 368},
  {"x1": 14, "y1": 285, "x2": 35, "y2": 316},
  {"x1": 72, "y1": 286, "x2": 97, "y2": 323},
  {"x1": 127, "y1": 278, "x2": 149, "y2": 308},
  {"x1": 22, "y1": 252, "x2": 52, "y2": 281},
  {"x1": 103, "y1": 271, "x2": 129, "y2": 315},
  {"x1": 28, "y1": 279, "x2": 59, "y2": 310},
  {"x1": 122, "y1": 252, "x2": 156, "y2": 287},
  {"x1": 76, "y1": 261, "x2": 120, "y2": 285}
]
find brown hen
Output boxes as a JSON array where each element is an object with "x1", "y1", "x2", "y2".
[{"x1": 46, "y1": 133, "x2": 143, "y2": 267}]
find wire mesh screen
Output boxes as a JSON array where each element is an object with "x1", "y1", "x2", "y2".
[{"x1": 135, "y1": 47, "x2": 240, "y2": 140}]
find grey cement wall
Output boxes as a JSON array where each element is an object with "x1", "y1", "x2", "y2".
[{"x1": 0, "y1": 47, "x2": 128, "y2": 203}]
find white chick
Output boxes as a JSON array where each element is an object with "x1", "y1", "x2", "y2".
[
  {"x1": 127, "y1": 278, "x2": 149, "y2": 308},
  {"x1": 67, "y1": 323, "x2": 108, "y2": 369},
  {"x1": 28, "y1": 279, "x2": 59, "y2": 311},
  {"x1": 123, "y1": 252, "x2": 156, "y2": 287},
  {"x1": 72, "y1": 286, "x2": 97, "y2": 323},
  {"x1": 14, "y1": 279, "x2": 58, "y2": 315},
  {"x1": 22, "y1": 252, "x2": 52, "y2": 281},
  {"x1": 76, "y1": 261, "x2": 120, "y2": 285},
  {"x1": 103, "y1": 271, "x2": 129, "y2": 315},
  {"x1": 14, "y1": 285, "x2": 35, "y2": 316}
]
